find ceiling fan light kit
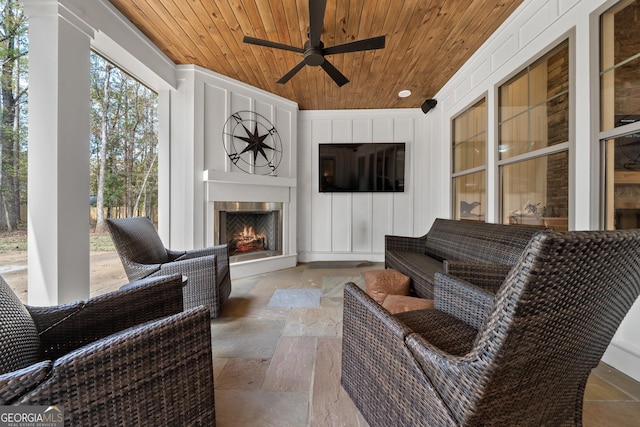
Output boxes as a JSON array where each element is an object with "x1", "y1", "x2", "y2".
[{"x1": 243, "y1": 0, "x2": 385, "y2": 87}]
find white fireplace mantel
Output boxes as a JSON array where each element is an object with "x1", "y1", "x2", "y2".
[{"x1": 204, "y1": 170, "x2": 296, "y2": 188}]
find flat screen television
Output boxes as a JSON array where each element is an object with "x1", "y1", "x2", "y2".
[{"x1": 319, "y1": 143, "x2": 406, "y2": 192}]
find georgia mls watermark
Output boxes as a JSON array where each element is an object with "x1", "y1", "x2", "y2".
[{"x1": 0, "y1": 406, "x2": 63, "y2": 427}]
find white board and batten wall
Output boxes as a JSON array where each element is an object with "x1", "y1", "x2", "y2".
[
  {"x1": 168, "y1": 65, "x2": 298, "y2": 278},
  {"x1": 297, "y1": 109, "x2": 426, "y2": 263}
]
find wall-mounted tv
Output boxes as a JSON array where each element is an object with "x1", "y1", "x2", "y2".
[{"x1": 319, "y1": 143, "x2": 406, "y2": 193}]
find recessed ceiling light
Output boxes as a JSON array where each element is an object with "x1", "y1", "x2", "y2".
[{"x1": 398, "y1": 90, "x2": 412, "y2": 98}]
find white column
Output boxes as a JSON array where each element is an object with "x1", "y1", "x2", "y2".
[
  {"x1": 157, "y1": 89, "x2": 172, "y2": 243},
  {"x1": 23, "y1": 0, "x2": 93, "y2": 305}
]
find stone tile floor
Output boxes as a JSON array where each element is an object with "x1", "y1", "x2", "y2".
[
  {"x1": 212, "y1": 262, "x2": 640, "y2": 426},
  {"x1": 3, "y1": 254, "x2": 640, "y2": 426}
]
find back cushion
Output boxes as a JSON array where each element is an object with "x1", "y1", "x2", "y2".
[
  {"x1": 425, "y1": 219, "x2": 541, "y2": 265},
  {"x1": 107, "y1": 217, "x2": 169, "y2": 264},
  {"x1": 0, "y1": 276, "x2": 41, "y2": 374}
]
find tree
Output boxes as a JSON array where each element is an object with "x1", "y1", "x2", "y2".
[
  {"x1": 0, "y1": 0, "x2": 27, "y2": 231},
  {"x1": 94, "y1": 62, "x2": 112, "y2": 233},
  {"x1": 89, "y1": 52, "x2": 158, "y2": 227}
]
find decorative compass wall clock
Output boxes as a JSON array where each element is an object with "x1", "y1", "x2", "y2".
[{"x1": 222, "y1": 110, "x2": 283, "y2": 175}]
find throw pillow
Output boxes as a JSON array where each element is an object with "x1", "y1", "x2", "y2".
[
  {"x1": 382, "y1": 295, "x2": 434, "y2": 314},
  {"x1": 364, "y1": 269, "x2": 411, "y2": 305}
]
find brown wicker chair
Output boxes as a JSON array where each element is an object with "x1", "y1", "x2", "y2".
[
  {"x1": 342, "y1": 229, "x2": 640, "y2": 426},
  {"x1": 106, "y1": 216, "x2": 231, "y2": 318},
  {"x1": 0, "y1": 274, "x2": 216, "y2": 426}
]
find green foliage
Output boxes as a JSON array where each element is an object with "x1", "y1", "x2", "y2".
[
  {"x1": 89, "y1": 234, "x2": 115, "y2": 252},
  {"x1": 0, "y1": 0, "x2": 28, "y2": 231},
  {"x1": 90, "y1": 52, "x2": 158, "y2": 222},
  {"x1": 0, "y1": 230, "x2": 26, "y2": 250},
  {"x1": 0, "y1": 3, "x2": 159, "y2": 232}
]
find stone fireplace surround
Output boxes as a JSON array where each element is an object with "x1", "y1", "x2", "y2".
[{"x1": 204, "y1": 170, "x2": 297, "y2": 279}]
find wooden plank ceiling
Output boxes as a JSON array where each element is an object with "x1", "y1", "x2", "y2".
[{"x1": 108, "y1": 0, "x2": 523, "y2": 110}]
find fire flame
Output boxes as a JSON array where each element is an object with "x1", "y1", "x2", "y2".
[{"x1": 234, "y1": 225, "x2": 268, "y2": 248}]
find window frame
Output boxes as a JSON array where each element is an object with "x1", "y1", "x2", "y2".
[
  {"x1": 496, "y1": 38, "x2": 572, "y2": 225},
  {"x1": 598, "y1": 0, "x2": 640, "y2": 229},
  {"x1": 451, "y1": 96, "x2": 488, "y2": 221}
]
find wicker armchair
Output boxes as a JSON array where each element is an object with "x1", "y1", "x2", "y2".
[
  {"x1": 106, "y1": 216, "x2": 231, "y2": 318},
  {"x1": 0, "y1": 274, "x2": 216, "y2": 426},
  {"x1": 342, "y1": 229, "x2": 640, "y2": 426}
]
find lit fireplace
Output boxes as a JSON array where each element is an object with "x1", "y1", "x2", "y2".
[
  {"x1": 230, "y1": 225, "x2": 268, "y2": 254},
  {"x1": 214, "y1": 202, "x2": 283, "y2": 263}
]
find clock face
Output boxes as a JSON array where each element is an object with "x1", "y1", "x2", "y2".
[{"x1": 222, "y1": 110, "x2": 283, "y2": 175}]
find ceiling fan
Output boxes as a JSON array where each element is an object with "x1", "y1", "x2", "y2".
[{"x1": 242, "y1": 0, "x2": 386, "y2": 87}]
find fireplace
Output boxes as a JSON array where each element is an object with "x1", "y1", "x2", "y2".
[
  {"x1": 214, "y1": 202, "x2": 283, "y2": 263},
  {"x1": 205, "y1": 170, "x2": 296, "y2": 278}
]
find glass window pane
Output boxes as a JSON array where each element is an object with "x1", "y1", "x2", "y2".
[
  {"x1": 453, "y1": 171, "x2": 486, "y2": 221},
  {"x1": 532, "y1": 95, "x2": 570, "y2": 148},
  {"x1": 499, "y1": 71, "x2": 528, "y2": 121},
  {"x1": 601, "y1": 0, "x2": 640, "y2": 131},
  {"x1": 453, "y1": 99, "x2": 486, "y2": 173},
  {"x1": 454, "y1": 135, "x2": 486, "y2": 171},
  {"x1": 612, "y1": 0, "x2": 640, "y2": 67},
  {"x1": 499, "y1": 40, "x2": 569, "y2": 160},
  {"x1": 501, "y1": 152, "x2": 569, "y2": 230},
  {"x1": 546, "y1": 93, "x2": 570, "y2": 145},
  {"x1": 604, "y1": 133, "x2": 640, "y2": 229},
  {"x1": 499, "y1": 113, "x2": 528, "y2": 159},
  {"x1": 601, "y1": 56, "x2": 640, "y2": 131},
  {"x1": 531, "y1": 43, "x2": 570, "y2": 105},
  {"x1": 529, "y1": 60, "x2": 548, "y2": 106}
]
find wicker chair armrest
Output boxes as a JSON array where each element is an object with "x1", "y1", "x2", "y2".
[
  {"x1": 119, "y1": 258, "x2": 162, "y2": 281},
  {"x1": 178, "y1": 245, "x2": 228, "y2": 268},
  {"x1": 209, "y1": 244, "x2": 229, "y2": 269},
  {"x1": 385, "y1": 234, "x2": 428, "y2": 253},
  {"x1": 434, "y1": 272, "x2": 493, "y2": 330},
  {"x1": 166, "y1": 248, "x2": 187, "y2": 260},
  {"x1": 26, "y1": 274, "x2": 184, "y2": 360},
  {"x1": 159, "y1": 255, "x2": 217, "y2": 281},
  {"x1": 0, "y1": 361, "x2": 52, "y2": 405},
  {"x1": 176, "y1": 247, "x2": 215, "y2": 260},
  {"x1": 443, "y1": 260, "x2": 510, "y2": 293},
  {"x1": 17, "y1": 307, "x2": 215, "y2": 425},
  {"x1": 405, "y1": 332, "x2": 479, "y2": 419},
  {"x1": 343, "y1": 282, "x2": 414, "y2": 340}
]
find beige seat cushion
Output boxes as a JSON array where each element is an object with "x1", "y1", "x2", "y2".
[
  {"x1": 382, "y1": 295, "x2": 434, "y2": 314},
  {"x1": 364, "y1": 269, "x2": 411, "y2": 305}
]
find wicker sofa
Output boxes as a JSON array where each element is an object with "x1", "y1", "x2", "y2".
[
  {"x1": 385, "y1": 218, "x2": 542, "y2": 299},
  {"x1": 343, "y1": 229, "x2": 640, "y2": 426}
]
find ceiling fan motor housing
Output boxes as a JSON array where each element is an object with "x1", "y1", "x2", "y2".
[{"x1": 304, "y1": 41, "x2": 325, "y2": 66}]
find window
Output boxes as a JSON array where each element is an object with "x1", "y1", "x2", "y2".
[
  {"x1": 452, "y1": 98, "x2": 486, "y2": 221},
  {"x1": 601, "y1": 0, "x2": 640, "y2": 230},
  {"x1": 498, "y1": 40, "x2": 570, "y2": 230}
]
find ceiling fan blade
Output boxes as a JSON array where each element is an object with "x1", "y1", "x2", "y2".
[
  {"x1": 320, "y1": 59, "x2": 349, "y2": 87},
  {"x1": 277, "y1": 60, "x2": 306, "y2": 84},
  {"x1": 243, "y1": 36, "x2": 304, "y2": 54},
  {"x1": 308, "y1": 0, "x2": 327, "y2": 47},
  {"x1": 323, "y1": 35, "x2": 386, "y2": 55}
]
